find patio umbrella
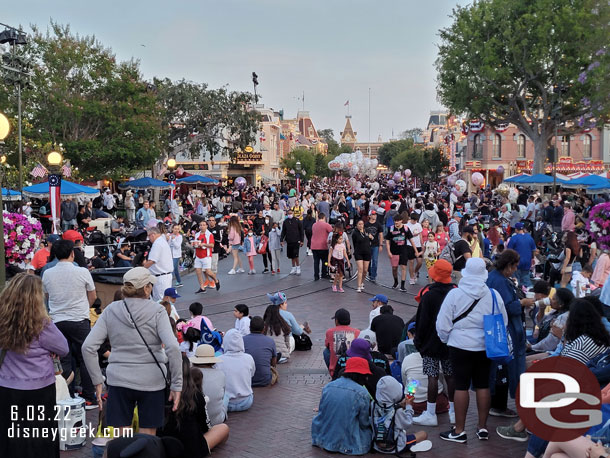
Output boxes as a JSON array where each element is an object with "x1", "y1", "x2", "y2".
[
  {"x1": 517, "y1": 174, "x2": 566, "y2": 185},
  {"x1": 118, "y1": 177, "x2": 172, "y2": 190},
  {"x1": 2, "y1": 188, "x2": 21, "y2": 201},
  {"x1": 504, "y1": 173, "x2": 530, "y2": 183},
  {"x1": 563, "y1": 174, "x2": 610, "y2": 188},
  {"x1": 586, "y1": 181, "x2": 610, "y2": 194},
  {"x1": 22, "y1": 180, "x2": 101, "y2": 199},
  {"x1": 176, "y1": 175, "x2": 219, "y2": 185}
]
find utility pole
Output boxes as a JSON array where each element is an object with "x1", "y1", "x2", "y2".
[{"x1": 368, "y1": 88, "x2": 371, "y2": 158}]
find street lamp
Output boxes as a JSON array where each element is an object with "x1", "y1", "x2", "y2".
[
  {"x1": 47, "y1": 150, "x2": 63, "y2": 234},
  {"x1": 47, "y1": 151, "x2": 63, "y2": 168},
  {"x1": 166, "y1": 158, "x2": 177, "y2": 200},
  {"x1": 0, "y1": 112, "x2": 11, "y2": 288},
  {"x1": 167, "y1": 158, "x2": 177, "y2": 169},
  {"x1": 295, "y1": 161, "x2": 302, "y2": 195}
]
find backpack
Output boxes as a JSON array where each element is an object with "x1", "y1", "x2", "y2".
[
  {"x1": 438, "y1": 239, "x2": 458, "y2": 265},
  {"x1": 386, "y1": 212, "x2": 395, "y2": 229},
  {"x1": 372, "y1": 400, "x2": 407, "y2": 455},
  {"x1": 293, "y1": 333, "x2": 312, "y2": 351},
  {"x1": 198, "y1": 318, "x2": 223, "y2": 353},
  {"x1": 389, "y1": 360, "x2": 402, "y2": 385}
]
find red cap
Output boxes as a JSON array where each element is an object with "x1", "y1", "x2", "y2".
[
  {"x1": 344, "y1": 356, "x2": 372, "y2": 375},
  {"x1": 62, "y1": 230, "x2": 84, "y2": 242}
]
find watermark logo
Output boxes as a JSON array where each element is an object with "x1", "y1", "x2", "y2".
[{"x1": 516, "y1": 356, "x2": 602, "y2": 442}]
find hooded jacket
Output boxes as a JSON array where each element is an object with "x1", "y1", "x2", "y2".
[
  {"x1": 372, "y1": 376, "x2": 413, "y2": 453},
  {"x1": 82, "y1": 298, "x2": 182, "y2": 392},
  {"x1": 219, "y1": 329, "x2": 255, "y2": 401},
  {"x1": 419, "y1": 210, "x2": 440, "y2": 231},
  {"x1": 436, "y1": 274, "x2": 507, "y2": 352},
  {"x1": 414, "y1": 282, "x2": 457, "y2": 359}
]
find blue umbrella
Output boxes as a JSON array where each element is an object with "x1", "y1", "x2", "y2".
[
  {"x1": 2, "y1": 188, "x2": 21, "y2": 201},
  {"x1": 118, "y1": 177, "x2": 172, "y2": 190},
  {"x1": 563, "y1": 174, "x2": 610, "y2": 188},
  {"x1": 176, "y1": 175, "x2": 219, "y2": 185},
  {"x1": 504, "y1": 173, "x2": 530, "y2": 183},
  {"x1": 518, "y1": 174, "x2": 566, "y2": 185},
  {"x1": 22, "y1": 180, "x2": 101, "y2": 199},
  {"x1": 586, "y1": 181, "x2": 610, "y2": 194}
]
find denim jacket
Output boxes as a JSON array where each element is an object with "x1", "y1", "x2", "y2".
[
  {"x1": 311, "y1": 377, "x2": 373, "y2": 455},
  {"x1": 242, "y1": 235, "x2": 260, "y2": 254}
]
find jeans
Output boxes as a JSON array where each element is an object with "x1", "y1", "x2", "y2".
[
  {"x1": 227, "y1": 394, "x2": 254, "y2": 412},
  {"x1": 313, "y1": 249, "x2": 329, "y2": 280},
  {"x1": 61, "y1": 219, "x2": 77, "y2": 231},
  {"x1": 516, "y1": 269, "x2": 532, "y2": 288},
  {"x1": 173, "y1": 257, "x2": 182, "y2": 284},
  {"x1": 368, "y1": 246, "x2": 379, "y2": 280},
  {"x1": 55, "y1": 319, "x2": 95, "y2": 401},
  {"x1": 323, "y1": 347, "x2": 330, "y2": 368},
  {"x1": 527, "y1": 434, "x2": 549, "y2": 457}
]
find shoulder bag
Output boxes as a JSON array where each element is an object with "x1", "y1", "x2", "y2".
[{"x1": 484, "y1": 289, "x2": 513, "y2": 363}]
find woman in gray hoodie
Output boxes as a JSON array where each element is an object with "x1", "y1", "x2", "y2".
[{"x1": 82, "y1": 267, "x2": 182, "y2": 436}]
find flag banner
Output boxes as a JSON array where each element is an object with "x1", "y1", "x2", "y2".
[
  {"x1": 344, "y1": 100, "x2": 349, "y2": 106},
  {"x1": 49, "y1": 174, "x2": 61, "y2": 234},
  {"x1": 168, "y1": 172, "x2": 176, "y2": 200},
  {"x1": 61, "y1": 161, "x2": 72, "y2": 177},
  {"x1": 31, "y1": 163, "x2": 48, "y2": 178}
]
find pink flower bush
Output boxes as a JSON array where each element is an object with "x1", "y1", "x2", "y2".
[
  {"x1": 587, "y1": 202, "x2": 610, "y2": 251},
  {"x1": 3, "y1": 211, "x2": 43, "y2": 266}
]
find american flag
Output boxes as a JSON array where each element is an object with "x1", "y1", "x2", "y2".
[
  {"x1": 176, "y1": 165, "x2": 185, "y2": 175},
  {"x1": 61, "y1": 161, "x2": 72, "y2": 177},
  {"x1": 30, "y1": 163, "x2": 48, "y2": 178},
  {"x1": 344, "y1": 100, "x2": 349, "y2": 106}
]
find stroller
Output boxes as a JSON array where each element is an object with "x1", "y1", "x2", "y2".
[
  {"x1": 86, "y1": 230, "x2": 112, "y2": 267},
  {"x1": 122, "y1": 229, "x2": 150, "y2": 267}
]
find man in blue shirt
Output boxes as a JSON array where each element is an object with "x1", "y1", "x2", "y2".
[
  {"x1": 243, "y1": 316, "x2": 277, "y2": 386},
  {"x1": 507, "y1": 222, "x2": 537, "y2": 288}
]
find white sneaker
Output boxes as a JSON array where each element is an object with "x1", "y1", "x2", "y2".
[
  {"x1": 237, "y1": 268, "x2": 245, "y2": 273},
  {"x1": 228, "y1": 269, "x2": 236, "y2": 275},
  {"x1": 296, "y1": 267, "x2": 301, "y2": 275},
  {"x1": 412, "y1": 411, "x2": 438, "y2": 426},
  {"x1": 290, "y1": 267, "x2": 296, "y2": 275},
  {"x1": 449, "y1": 411, "x2": 456, "y2": 424},
  {"x1": 307, "y1": 249, "x2": 313, "y2": 256}
]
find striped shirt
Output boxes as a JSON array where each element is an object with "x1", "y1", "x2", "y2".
[{"x1": 560, "y1": 335, "x2": 609, "y2": 365}]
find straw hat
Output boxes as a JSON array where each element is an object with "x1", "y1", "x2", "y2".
[{"x1": 190, "y1": 344, "x2": 222, "y2": 365}]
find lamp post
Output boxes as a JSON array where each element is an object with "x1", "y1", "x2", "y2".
[
  {"x1": 47, "y1": 150, "x2": 63, "y2": 234},
  {"x1": 295, "y1": 161, "x2": 302, "y2": 195},
  {"x1": 0, "y1": 112, "x2": 10, "y2": 288},
  {"x1": 167, "y1": 158, "x2": 177, "y2": 200}
]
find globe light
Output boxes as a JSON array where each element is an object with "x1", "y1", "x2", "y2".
[
  {"x1": 47, "y1": 151, "x2": 63, "y2": 166},
  {"x1": 0, "y1": 113, "x2": 10, "y2": 141},
  {"x1": 167, "y1": 158, "x2": 177, "y2": 169}
]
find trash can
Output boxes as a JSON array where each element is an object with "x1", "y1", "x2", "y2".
[{"x1": 90, "y1": 267, "x2": 131, "y2": 307}]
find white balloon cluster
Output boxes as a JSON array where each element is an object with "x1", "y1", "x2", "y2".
[{"x1": 328, "y1": 152, "x2": 379, "y2": 178}]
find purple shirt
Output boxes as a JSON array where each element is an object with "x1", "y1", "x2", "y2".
[{"x1": 0, "y1": 321, "x2": 69, "y2": 390}]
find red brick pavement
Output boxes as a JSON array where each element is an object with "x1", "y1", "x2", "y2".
[{"x1": 61, "y1": 270, "x2": 529, "y2": 458}]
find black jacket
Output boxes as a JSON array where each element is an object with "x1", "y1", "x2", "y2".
[
  {"x1": 414, "y1": 282, "x2": 457, "y2": 359},
  {"x1": 280, "y1": 218, "x2": 304, "y2": 244}
]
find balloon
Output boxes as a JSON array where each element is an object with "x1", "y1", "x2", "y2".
[
  {"x1": 471, "y1": 172, "x2": 484, "y2": 186},
  {"x1": 270, "y1": 186, "x2": 276, "y2": 192},
  {"x1": 348, "y1": 177, "x2": 357, "y2": 188},
  {"x1": 497, "y1": 165, "x2": 505, "y2": 174},
  {"x1": 371, "y1": 159, "x2": 379, "y2": 168},
  {"x1": 404, "y1": 169, "x2": 412, "y2": 178},
  {"x1": 363, "y1": 159, "x2": 372, "y2": 170},
  {"x1": 368, "y1": 169, "x2": 378, "y2": 179},
  {"x1": 356, "y1": 181, "x2": 362, "y2": 189},
  {"x1": 370, "y1": 182, "x2": 380, "y2": 191},
  {"x1": 387, "y1": 179, "x2": 396, "y2": 189},
  {"x1": 345, "y1": 161, "x2": 354, "y2": 169},
  {"x1": 235, "y1": 176, "x2": 247, "y2": 190},
  {"x1": 393, "y1": 171, "x2": 402, "y2": 182},
  {"x1": 508, "y1": 187, "x2": 519, "y2": 204},
  {"x1": 447, "y1": 175, "x2": 457, "y2": 186},
  {"x1": 454, "y1": 179, "x2": 467, "y2": 196},
  {"x1": 496, "y1": 183, "x2": 510, "y2": 198},
  {"x1": 350, "y1": 165, "x2": 359, "y2": 177}
]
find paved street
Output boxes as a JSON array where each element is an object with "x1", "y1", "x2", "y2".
[{"x1": 64, "y1": 247, "x2": 527, "y2": 458}]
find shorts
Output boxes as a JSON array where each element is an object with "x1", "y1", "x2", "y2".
[
  {"x1": 330, "y1": 257, "x2": 345, "y2": 276},
  {"x1": 406, "y1": 245, "x2": 416, "y2": 260},
  {"x1": 422, "y1": 355, "x2": 453, "y2": 378},
  {"x1": 194, "y1": 256, "x2": 212, "y2": 270},
  {"x1": 449, "y1": 347, "x2": 491, "y2": 390},
  {"x1": 231, "y1": 244, "x2": 241, "y2": 250},
  {"x1": 354, "y1": 252, "x2": 371, "y2": 262},
  {"x1": 286, "y1": 242, "x2": 300, "y2": 259},
  {"x1": 106, "y1": 385, "x2": 165, "y2": 428}
]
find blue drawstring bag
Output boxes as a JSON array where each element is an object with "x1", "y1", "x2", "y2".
[{"x1": 484, "y1": 288, "x2": 513, "y2": 363}]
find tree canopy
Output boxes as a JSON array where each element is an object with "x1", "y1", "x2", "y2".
[{"x1": 436, "y1": 0, "x2": 609, "y2": 173}]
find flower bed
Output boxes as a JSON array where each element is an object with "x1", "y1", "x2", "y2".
[
  {"x1": 587, "y1": 202, "x2": 610, "y2": 251},
  {"x1": 3, "y1": 211, "x2": 43, "y2": 265}
]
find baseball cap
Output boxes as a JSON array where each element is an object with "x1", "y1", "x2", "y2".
[
  {"x1": 359, "y1": 329, "x2": 377, "y2": 348},
  {"x1": 369, "y1": 210, "x2": 377, "y2": 216},
  {"x1": 346, "y1": 338, "x2": 372, "y2": 361},
  {"x1": 369, "y1": 294, "x2": 388, "y2": 304},
  {"x1": 343, "y1": 356, "x2": 372, "y2": 375},
  {"x1": 332, "y1": 308, "x2": 350, "y2": 325},
  {"x1": 46, "y1": 234, "x2": 61, "y2": 244},
  {"x1": 515, "y1": 222, "x2": 525, "y2": 230},
  {"x1": 428, "y1": 259, "x2": 453, "y2": 283},
  {"x1": 123, "y1": 267, "x2": 156, "y2": 289},
  {"x1": 62, "y1": 230, "x2": 84, "y2": 242},
  {"x1": 462, "y1": 225, "x2": 475, "y2": 234},
  {"x1": 408, "y1": 322, "x2": 417, "y2": 333},
  {"x1": 454, "y1": 211, "x2": 463, "y2": 218},
  {"x1": 164, "y1": 287, "x2": 181, "y2": 299}
]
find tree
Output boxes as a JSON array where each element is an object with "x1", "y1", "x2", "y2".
[
  {"x1": 400, "y1": 128, "x2": 423, "y2": 141},
  {"x1": 156, "y1": 78, "x2": 260, "y2": 161},
  {"x1": 436, "y1": 0, "x2": 609, "y2": 173},
  {"x1": 280, "y1": 148, "x2": 316, "y2": 178},
  {"x1": 390, "y1": 146, "x2": 449, "y2": 180},
  {"x1": 0, "y1": 22, "x2": 166, "y2": 179},
  {"x1": 377, "y1": 139, "x2": 415, "y2": 166}
]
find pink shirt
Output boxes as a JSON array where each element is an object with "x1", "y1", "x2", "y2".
[
  {"x1": 189, "y1": 315, "x2": 214, "y2": 332},
  {"x1": 311, "y1": 220, "x2": 333, "y2": 250}
]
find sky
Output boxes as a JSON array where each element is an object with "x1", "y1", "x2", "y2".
[{"x1": 2, "y1": 0, "x2": 466, "y2": 142}]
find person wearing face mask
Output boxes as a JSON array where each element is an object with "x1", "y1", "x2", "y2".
[
  {"x1": 451, "y1": 226, "x2": 474, "y2": 282},
  {"x1": 259, "y1": 216, "x2": 274, "y2": 273},
  {"x1": 280, "y1": 209, "x2": 304, "y2": 275},
  {"x1": 243, "y1": 224, "x2": 260, "y2": 274}
]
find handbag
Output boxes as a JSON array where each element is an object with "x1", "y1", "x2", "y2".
[
  {"x1": 257, "y1": 234, "x2": 269, "y2": 254},
  {"x1": 123, "y1": 300, "x2": 172, "y2": 405},
  {"x1": 484, "y1": 289, "x2": 514, "y2": 363},
  {"x1": 293, "y1": 333, "x2": 312, "y2": 351}
]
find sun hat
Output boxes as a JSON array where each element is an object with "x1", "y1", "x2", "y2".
[
  {"x1": 190, "y1": 344, "x2": 222, "y2": 365},
  {"x1": 346, "y1": 338, "x2": 372, "y2": 361},
  {"x1": 461, "y1": 257, "x2": 488, "y2": 281},
  {"x1": 123, "y1": 267, "x2": 157, "y2": 289},
  {"x1": 428, "y1": 259, "x2": 453, "y2": 283},
  {"x1": 343, "y1": 356, "x2": 372, "y2": 375}
]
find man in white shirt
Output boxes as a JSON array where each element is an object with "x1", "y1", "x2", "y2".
[
  {"x1": 143, "y1": 226, "x2": 174, "y2": 300},
  {"x1": 406, "y1": 212, "x2": 424, "y2": 285},
  {"x1": 193, "y1": 220, "x2": 220, "y2": 294},
  {"x1": 103, "y1": 189, "x2": 115, "y2": 214},
  {"x1": 42, "y1": 239, "x2": 98, "y2": 407},
  {"x1": 368, "y1": 294, "x2": 388, "y2": 325}
]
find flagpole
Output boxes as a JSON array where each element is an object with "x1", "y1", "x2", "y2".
[{"x1": 368, "y1": 88, "x2": 371, "y2": 159}]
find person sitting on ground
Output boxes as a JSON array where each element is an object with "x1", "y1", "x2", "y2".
[
  {"x1": 526, "y1": 288, "x2": 574, "y2": 359},
  {"x1": 560, "y1": 298, "x2": 610, "y2": 364},
  {"x1": 190, "y1": 344, "x2": 227, "y2": 426},
  {"x1": 332, "y1": 337, "x2": 387, "y2": 397},
  {"x1": 324, "y1": 308, "x2": 361, "y2": 377},
  {"x1": 571, "y1": 264, "x2": 594, "y2": 298},
  {"x1": 262, "y1": 303, "x2": 293, "y2": 363},
  {"x1": 159, "y1": 355, "x2": 229, "y2": 457},
  {"x1": 243, "y1": 316, "x2": 278, "y2": 387},
  {"x1": 311, "y1": 357, "x2": 374, "y2": 455},
  {"x1": 402, "y1": 323, "x2": 450, "y2": 417},
  {"x1": 161, "y1": 288, "x2": 181, "y2": 321},
  {"x1": 271, "y1": 291, "x2": 312, "y2": 336},
  {"x1": 372, "y1": 376, "x2": 429, "y2": 454},
  {"x1": 187, "y1": 301, "x2": 215, "y2": 333},
  {"x1": 233, "y1": 304, "x2": 251, "y2": 337},
  {"x1": 180, "y1": 326, "x2": 201, "y2": 358},
  {"x1": 396, "y1": 322, "x2": 418, "y2": 363},
  {"x1": 368, "y1": 294, "x2": 388, "y2": 326},
  {"x1": 371, "y1": 305, "x2": 405, "y2": 356},
  {"x1": 113, "y1": 241, "x2": 135, "y2": 268},
  {"x1": 358, "y1": 329, "x2": 391, "y2": 375},
  {"x1": 218, "y1": 329, "x2": 255, "y2": 412}
]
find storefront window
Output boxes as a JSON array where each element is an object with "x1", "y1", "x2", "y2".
[
  {"x1": 517, "y1": 135, "x2": 526, "y2": 158},
  {"x1": 493, "y1": 134, "x2": 502, "y2": 158}
]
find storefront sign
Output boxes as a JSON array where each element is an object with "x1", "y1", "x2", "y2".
[
  {"x1": 236, "y1": 151, "x2": 263, "y2": 162},
  {"x1": 465, "y1": 161, "x2": 481, "y2": 168}
]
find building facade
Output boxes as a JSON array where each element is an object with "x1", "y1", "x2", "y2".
[{"x1": 339, "y1": 116, "x2": 384, "y2": 159}]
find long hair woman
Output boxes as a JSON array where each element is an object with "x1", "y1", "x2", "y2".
[
  {"x1": 560, "y1": 231, "x2": 581, "y2": 287},
  {"x1": 263, "y1": 304, "x2": 293, "y2": 362},
  {"x1": 0, "y1": 274, "x2": 69, "y2": 458},
  {"x1": 351, "y1": 219, "x2": 372, "y2": 292},
  {"x1": 227, "y1": 215, "x2": 244, "y2": 274},
  {"x1": 561, "y1": 299, "x2": 610, "y2": 364}
]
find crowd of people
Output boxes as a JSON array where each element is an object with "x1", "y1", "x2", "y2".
[{"x1": 1, "y1": 173, "x2": 610, "y2": 457}]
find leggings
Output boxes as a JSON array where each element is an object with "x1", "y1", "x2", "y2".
[
  {"x1": 271, "y1": 249, "x2": 281, "y2": 270},
  {"x1": 262, "y1": 250, "x2": 273, "y2": 270}
]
